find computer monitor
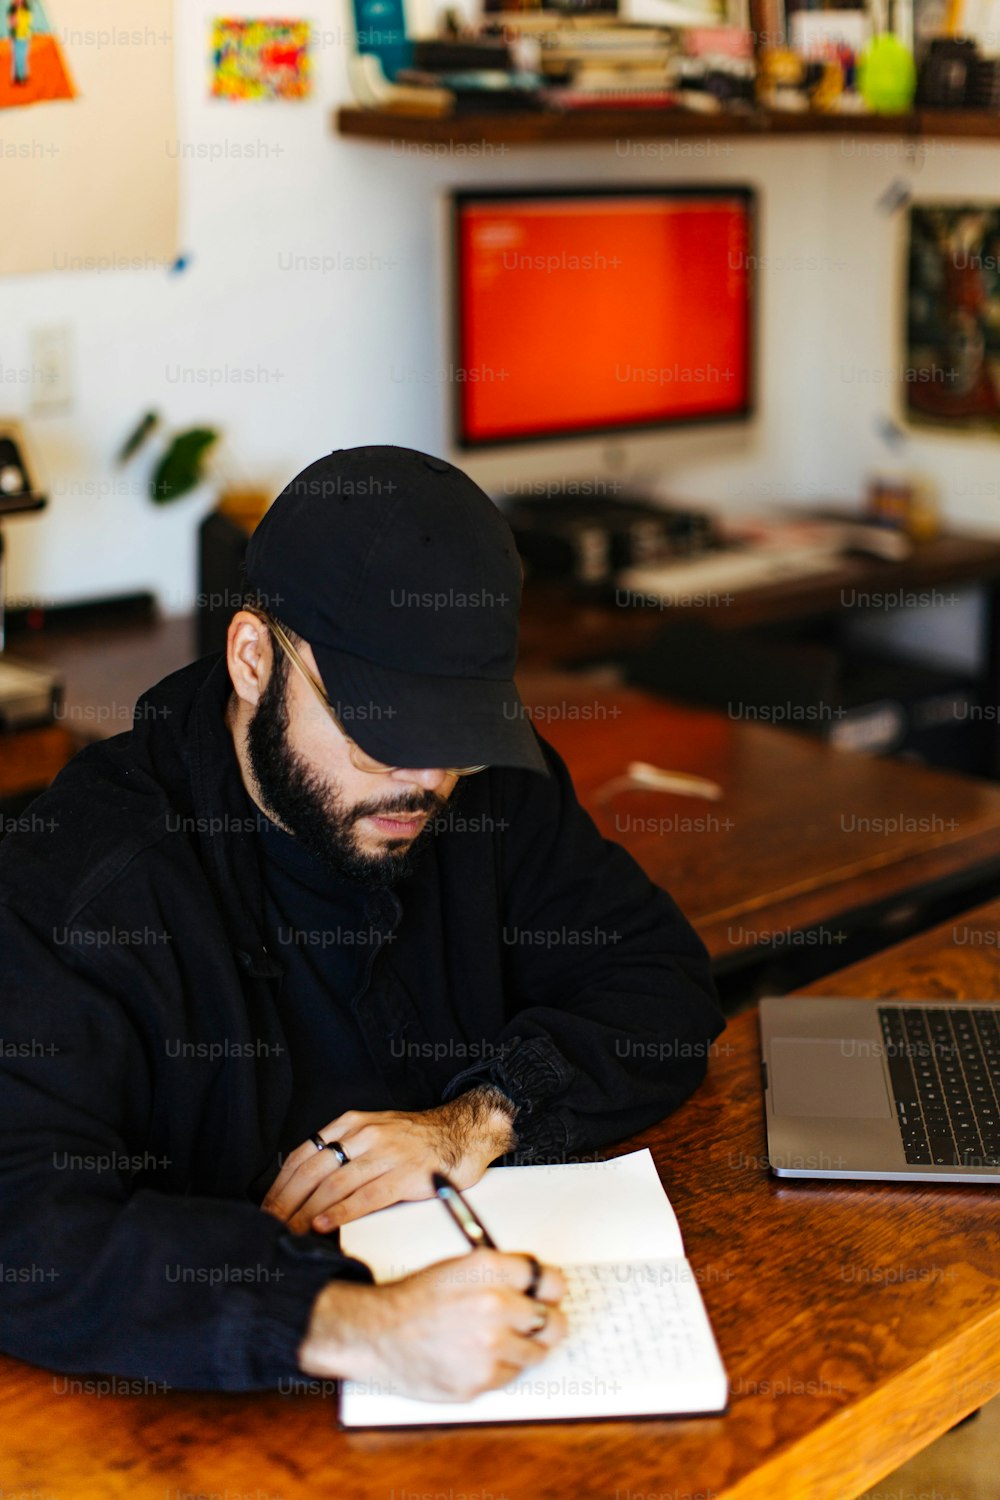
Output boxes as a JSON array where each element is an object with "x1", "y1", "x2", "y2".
[{"x1": 449, "y1": 184, "x2": 756, "y2": 497}]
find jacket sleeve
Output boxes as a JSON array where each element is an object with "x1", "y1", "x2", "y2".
[
  {"x1": 0, "y1": 905, "x2": 372, "y2": 1392},
  {"x1": 442, "y1": 734, "x2": 725, "y2": 1161}
]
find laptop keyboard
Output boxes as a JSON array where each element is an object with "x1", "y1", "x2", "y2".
[{"x1": 879, "y1": 1006, "x2": 1000, "y2": 1167}]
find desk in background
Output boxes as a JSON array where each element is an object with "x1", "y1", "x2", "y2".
[
  {"x1": 516, "y1": 528, "x2": 1000, "y2": 660},
  {"x1": 3, "y1": 901, "x2": 999, "y2": 1498},
  {"x1": 519, "y1": 676, "x2": 1000, "y2": 974}
]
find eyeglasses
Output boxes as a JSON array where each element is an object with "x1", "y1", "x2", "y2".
[{"x1": 253, "y1": 611, "x2": 488, "y2": 778}]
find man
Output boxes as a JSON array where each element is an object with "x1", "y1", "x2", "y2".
[{"x1": 0, "y1": 446, "x2": 723, "y2": 1399}]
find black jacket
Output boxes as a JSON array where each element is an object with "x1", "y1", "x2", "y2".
[{"x1": 0, "y1": 654, "x2": 723, "y2": 1390}]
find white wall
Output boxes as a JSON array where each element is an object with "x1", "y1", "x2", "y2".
[
  {"x1": 819, "y1": 137, "x2": 1000, "y2": 534},
  {"x1": 2, "y1": 0, "x2": 1000, "y2": 617}
]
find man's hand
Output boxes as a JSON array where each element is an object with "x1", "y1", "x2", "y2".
[
  {"x1": 298, "y1": 1249, "x2": 567, "y2": 1402},
  {"x1": 262, "y1": 1086, "x2": 517, "y2": 1233}
]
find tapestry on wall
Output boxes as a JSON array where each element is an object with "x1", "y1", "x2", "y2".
[
  {"x1": 0, "y1": 0, "x2": 75, "y2": 110},
  {"x1": 1, "y1": 0, "x2": 177, "y2": 277},
  {"x1": 906, "y1": 203, "x2": 1000, "y2": 430}
]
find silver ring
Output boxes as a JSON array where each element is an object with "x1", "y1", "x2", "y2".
[{"x1": 526, "y1": 1305, "x2": 549, "y2": 1338}]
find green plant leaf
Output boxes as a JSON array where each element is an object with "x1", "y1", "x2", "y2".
[
  {"x1": 117, "y1": 410, "x2": 159, "y2": 465},
  {"x1": 150, "y1": 428, "x2": 219, "y2": 504}
]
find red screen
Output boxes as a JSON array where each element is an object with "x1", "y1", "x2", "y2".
[{"x1": 455, "y1": 193, "x2": 753, "y2": 446}]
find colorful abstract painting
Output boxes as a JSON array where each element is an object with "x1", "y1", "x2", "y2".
[
  {"x1": 0, "y1": 0, "x2": 75, "y2": 110},
  {"x1": 906, "y1": 204, "x2": 1000, "y2": 431},
  {"x1": 211, "y1": 18, "x2": 311, "y2": 101}
]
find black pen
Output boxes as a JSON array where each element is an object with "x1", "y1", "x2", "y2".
[
  {"x1": 432, "y1": 1170, "x2": 498, "y2": 1249},
  {"x1": 432, "y1": 1172, "x2": 543, "y2": 1299}
]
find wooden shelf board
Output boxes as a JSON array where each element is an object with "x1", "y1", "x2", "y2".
[{"x1": 335, "y1": 104, "x2": 1000, "y2": 146}]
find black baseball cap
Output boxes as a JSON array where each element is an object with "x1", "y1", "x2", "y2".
[{"x1": 243, "y1": 445, "x2": 547, "y2": 776}]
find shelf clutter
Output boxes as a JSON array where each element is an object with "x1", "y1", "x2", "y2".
[{"x1": 338, "y1": 4, "x2": 1000, "y2": 141}]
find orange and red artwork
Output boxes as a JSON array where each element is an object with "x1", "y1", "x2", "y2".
[
  {"x1": 211, "y1": 18, "x2": 311, "y2": 101},
  {"x1": 0, "y1": 0, "x2": 75, "y2": 110}
]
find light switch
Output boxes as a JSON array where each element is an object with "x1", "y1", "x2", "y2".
[{"x1": 28, "y1": 325, "x2": 73, "y2": 414}]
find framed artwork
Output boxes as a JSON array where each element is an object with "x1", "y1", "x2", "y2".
[
  {"x1": 210, "y1": 18, "x2": 311, "y2": 101},
  {"x1": 906, "y1": 203, "x2": 1000, "y2": 431}
]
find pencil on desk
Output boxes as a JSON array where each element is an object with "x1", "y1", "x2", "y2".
[
  {"x1": 626, "y1": 762, "x2": 723, "y2": 801},
  {"x1": 596, "y1": 762, "x2": 724, "y2": 803}
]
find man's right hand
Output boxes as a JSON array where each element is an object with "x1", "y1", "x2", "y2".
[{"x1": 298, "y1": 1249, "x2": 567, "y2": 1403}]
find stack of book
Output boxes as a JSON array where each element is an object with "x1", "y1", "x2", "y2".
[{"x1": 536, "y1": 22, "x2": 678, "y2": 107}]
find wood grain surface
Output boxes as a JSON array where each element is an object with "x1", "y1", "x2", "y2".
[
  {"x1": 0, "y1": 725, "x2": 77, "y2": 798},
  {"x1": 3, "y1": 903, "x2": 1000, "y2": 1499},
  {"x1": 336, "y1": 104, "x2": 1000, "y2": 147},
  {"x1": 518, "y1": 676, "x2": 1000, "y2": 965}
]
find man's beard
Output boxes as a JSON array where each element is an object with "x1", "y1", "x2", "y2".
[{"x1": 245, "y1": 659, "x2": 453, "y2": 889}]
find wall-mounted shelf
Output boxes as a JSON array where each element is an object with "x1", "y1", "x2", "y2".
[{"x1": 336, "y1": 104, "x2": 1000, "y2": 146}]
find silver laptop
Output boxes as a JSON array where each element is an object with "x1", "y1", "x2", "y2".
[{"x1": 759, "y1": 996, "x2": 1000, "y2": 1183}]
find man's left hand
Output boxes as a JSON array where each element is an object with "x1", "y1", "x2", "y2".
[{"x1": 261, "y1": 1087, "x2": 518, "y2": 1233}]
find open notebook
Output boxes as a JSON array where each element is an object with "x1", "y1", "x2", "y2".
[{"x1": 338, "y1": 1149, "x2": 728, "y2": 1426}]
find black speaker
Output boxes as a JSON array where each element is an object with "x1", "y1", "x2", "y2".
[{"x1": 917, "y1": 38, "x2": 979, "y2": 108}]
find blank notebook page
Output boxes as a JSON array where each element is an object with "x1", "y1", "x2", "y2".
[{"x1": 339, "y1": 1149, "x2": 686, "y2": 1278}]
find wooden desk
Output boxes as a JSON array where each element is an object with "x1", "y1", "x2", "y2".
[
  {"x1": 517, "y1": 531, "x2": 1000, "y2": 668},
  {"x1": 0, "y1": 723, "x2": 77, "y2": 801},
  {"x1": 520, "y1": 532, "x2": 1000, "y2": 780},
  {"x1": 518, "y1": 676, "x2": 1000, "y2": 970},
  {"x1": 4, "y1": 905, "x2": 999, "y2": 1499}
]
